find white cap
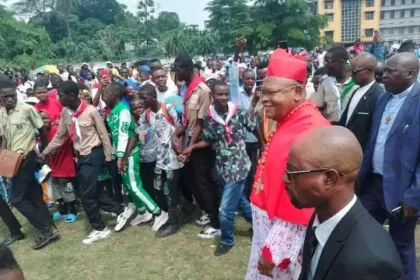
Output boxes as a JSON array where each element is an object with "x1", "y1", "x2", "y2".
[
  {"x1": 38, "y1": 164, "x2": 52, "y2": 184},
  {"x1": 106, "y1": 61, "x2": 112, "y2": 64},
  {"x1": 26, "y1": 97, "x2": 39, "y2": 104}
]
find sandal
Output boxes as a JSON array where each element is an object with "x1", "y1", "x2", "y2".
[
  {"x1": 65, "y1": 213, "x2": 79, "y2": 223},
  {"x1": 52, "y1": 212, "x2": 66, "y2": 222}
]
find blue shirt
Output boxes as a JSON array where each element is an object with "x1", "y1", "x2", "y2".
[
  {"x1": 369, "y1": 44, "x2": 386, "y2": 62},
  {"x1": 372, "y1": 84, "x2": 414, "y2": 175},
  {"x1": 231, "y1": 87, "x2": 258, "y2": 143}
]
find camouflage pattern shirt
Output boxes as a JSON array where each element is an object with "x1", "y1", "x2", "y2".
[{"x1": 202, "y1": 106, "x2": 255, "y2": 184}]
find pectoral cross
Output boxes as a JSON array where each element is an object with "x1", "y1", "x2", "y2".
[
  {"x1": 254, "y1": 181, "x2": 263, "y2": 194},
  {"x1": 385, "y1": 115, "x2": 392, "y2": 124}
]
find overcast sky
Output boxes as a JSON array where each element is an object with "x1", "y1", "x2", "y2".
[{"x1": 6, "y1": 0, "x2": 211, "y2": 28}]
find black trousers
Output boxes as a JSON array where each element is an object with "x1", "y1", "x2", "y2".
[
  {"x1": 77, "y1": 147, "x2": 123, "y2": 231},
  {"x1": 108, "y1": 159, "x2": 123, "y2": 204},
  {"x1": 10, "y1": 151, "x2": 52, "y2": 233},
  {"x1": 182, "y1": 147, "x2": 220, "y2": 229},
  {"x1": 245, "y1": 142, "x2": 259, "y2": 200},
  {"x1": 0, "y1": 195, "x2": 21, "y2": 235},
  {"x1": 155, "y1": 168, "x2": 180, "y2": 222}
]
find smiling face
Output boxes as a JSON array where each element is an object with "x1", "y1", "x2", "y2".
[
  {"x1": 131, "y1": 98, "x2": 145, "y2": 118},
  {"x1": 261, "y1": 77, "x2": 304, "y2": 121}
]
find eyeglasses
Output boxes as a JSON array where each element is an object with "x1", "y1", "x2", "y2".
[
  {"x1": 352, "y1": 66, "x2": 372, "y2": 76},
  {"x1": 285, "y1": 168, "x2": 343, "y2": 180},
  {"x1": 261, "y1": 84, "x2": 301, "y2": 97}
]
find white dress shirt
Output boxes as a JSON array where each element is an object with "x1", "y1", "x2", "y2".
[
  {"x1": 346, "y1": 80, "x2": 375, "y2": 125},
  {"x1": 309, "y1": 195, "x2": 357, "y2": 280}
]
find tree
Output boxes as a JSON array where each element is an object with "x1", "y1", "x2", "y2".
[
  {"x1": 55, "y1": 0, "x2": 76, "y2": 40},
  {"x1": 154, "y1": 11, "x2": 181, "y2": 34}
]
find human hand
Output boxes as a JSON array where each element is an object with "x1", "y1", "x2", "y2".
[
  {"x1": 177, "y1": 154, "x2": 189, "y2": 163},
  {"x1": 402, "y1": 203, "x2": 417, "y2": 222},
  {"x1": 257, "y1": 255, "x2": 274, "y2": 278},
  {"x1": 38, "y1": 153, "x2": 47, "y2": 163},
  {"x1": 171, "y1": 135, "x2": 183, "y2": 154},
  {"x1": 235, "y1": 38, "x2": 247, "y2": 51}
]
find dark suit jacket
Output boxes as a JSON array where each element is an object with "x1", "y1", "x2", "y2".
[
  {"x1": 338, "y1": 82, "x2": 383, "y2": 151},
  {"x1": 299, "y1": 200, "x2": 403, "y2": 280},
  {"x1": 358, "y1": 82, "x2": 420, "y2": 211}
]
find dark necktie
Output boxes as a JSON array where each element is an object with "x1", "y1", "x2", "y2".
[{"x1": 309, "y1": 226, "x2": 319, "y2": 258}]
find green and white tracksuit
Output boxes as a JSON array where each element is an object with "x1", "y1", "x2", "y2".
[{"x1": 107, "y1": 101, "x2": 160, "y2": 214}]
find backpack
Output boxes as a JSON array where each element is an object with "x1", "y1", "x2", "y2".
[{"x1": 145, "y1": 102, "x2": 175, "y2": 127}]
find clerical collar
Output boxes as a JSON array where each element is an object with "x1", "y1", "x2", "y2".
[{"x1": 391, "y1": 83, "x2": 415, "y2": 99}]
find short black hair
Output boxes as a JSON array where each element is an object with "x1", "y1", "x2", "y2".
[
  {"x1": 0, "y1": 74, "x2": 16, "y2": 90},
  {"x1": 49, "y1": 73, "x2": 63, "y2": 83},
  {"x1": 314, "y1": 67, "x2": 325, "y2": 76},
  {"x1": 33, "y1": 80, "x2": 49, "y2": 90},
  {"x1": 398, "y1": 40, "x2": 416, "y2": 53},
  {"x1": 107, "y1": 82, "x2": 126, "y2": 99},
  {"x1": 257, "y1": 61, "x2": 268, "y2": 70},
  {"x1": 211, "y1": 80, "x2": 228, "y2": 93},
  {"x1": 0, "y1": 245, "x2": 20, "y2": 273},
  {"x1": 193, "y1": 63, "x2": 202, "y2": 70},
  {"x1": 151, "y1": 67, "x2": 165, "y2": 76},
  {"x1": 243, "y1": 69, "x2": 255, "y2": 77},
  {"x1": 174, "y1": 55, "x2": 194, "y2": 70},
  {"x1": 59, "y1": 80, "x2": 79, "y2": 96},
  {"x1": 327, "y1": 46, "x2": 349, "y2": 61},
  {"x1": 149, "y1": 58, "x2": 161, "y2": 64},
  {"x1": 77, "y1": 83, "x2": 89, "y2": 91},
  {"x1": 139, "y1": 83, "x2": 157, "y2": 99}
]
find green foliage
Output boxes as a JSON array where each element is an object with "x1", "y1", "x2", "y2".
[{"x1": 1, "y1": 0, "x2": 327, "y2": 69}]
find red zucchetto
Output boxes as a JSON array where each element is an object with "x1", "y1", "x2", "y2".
[{"x1": 266, "y1": 48, "x2": 307, "y2": 83}]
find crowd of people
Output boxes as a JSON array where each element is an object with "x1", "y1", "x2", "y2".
[{"x1": 0, "y1": 32, "x2": 419, "y2": 280}]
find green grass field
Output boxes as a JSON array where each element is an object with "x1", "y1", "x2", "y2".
[
  {"x1": 3, "y1": 210, "x2": 420, "y2": 280},
  {"x1": 0, "y1": 211, "x2": 252, "y2": 280}
]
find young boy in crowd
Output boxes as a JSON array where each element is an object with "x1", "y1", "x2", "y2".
[
  {"x1": 101, "y1": 82, "x2": 168, "y2": 232},
  {"x1": 129, "y1": 97, "x2": 161, "y2": 226},
  {"x1": 131, "y1": 84, "x2": 184, "y2": 238},
  {"x1": 34, "y1": 81, "x2": 62, "y2": 123},
  {"x1": 39, "y1": 111, "x2": 78, "y2": 223},
  {"x1": 182, "y1": 80, "x2": 253, "y2": 256},
  {"x1": 0, "y1": 245, "x2": 24, "y2": 280}
]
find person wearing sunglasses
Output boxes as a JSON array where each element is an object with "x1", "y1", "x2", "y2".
[
  {"x1": 286, "y1": 126, "x2": 403, "y2": 280},
  {"x1": 338, "y1": 52, "x2": 383, "y2": 152},
  {"x1": 311, "y1": 47, "x2": 359, "y2": 123}
]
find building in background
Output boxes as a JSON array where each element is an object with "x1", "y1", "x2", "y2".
[
  {"x1": 311, "y1": 0, "x2": 420, "y2": 44},
  {"x1": 379, "y1": 0, "x2": 420, "y2": 44}
]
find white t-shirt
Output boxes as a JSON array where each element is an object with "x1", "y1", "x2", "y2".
[
  {"x1": 157, "y1": 82, "x2": 178, "y2": 102},
  {"x1": 317, "y1": 51, "x2": 327, "y2": 68}
]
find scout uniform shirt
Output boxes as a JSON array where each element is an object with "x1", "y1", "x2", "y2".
[{"x1": 0, "y1": 102, "x2": 43, "y2": 153}]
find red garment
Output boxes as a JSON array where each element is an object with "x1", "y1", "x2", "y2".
[
  {"x1": 69, "y1": 101, "x2": 88, "y2": 143},
  {"x1": 48, "y1": 125, "x2": 76, "y2": 178},
  {"x1": 49, "y1": 89, "x2": 58, "y2": 100},
  {"x1": 267, "y1": 49, "x2": 307, "y2": 83},
  {"x1": 183, "y1": 75, "x2": 206, "y2": 124},
  {"x1": 35, "y1": 98, "x2": 63, "y2": 123},
  {"x1": 251, "y1": 100, "x2": 330, "y2": 225},
  {"x1": 353, "y1": 44, "x2": 364, "y2": 54}
]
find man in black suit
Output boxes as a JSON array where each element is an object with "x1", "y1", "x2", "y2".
[
  {"x1": 339, "y1": 53, "x2": 383, "y2": 151},
  {"x1": 283, "y1": 126, "x2": 403, "y2": 280}
]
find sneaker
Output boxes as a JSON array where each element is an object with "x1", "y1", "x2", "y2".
[
  {"x1": 115, "y1": 204, "x2": 136, "y2": 232},
  {"x1": 130, "y1": 212, "x2": 153, "y2": 226},
  {"x1": 195, "y1": 212, "x2": 210, "y2": 226},
  {"x1": 82, "y1": 228, "x2": 111, "y2": 245},
  {"x1": 214, "y1": 244, "x2": 233, "y2": 256},
  {"x1": 156, "y1": 223, "x2": 179, "y2": 238},
  {"x1": 151, "y1": 211, "x2": 168, "y2": 232},
  {"x1": 198, "y1": 226, "x2": 221, "y2": 239},
  {"x1": 32, "y1": 228, "x2": 61, "y2": 250}
]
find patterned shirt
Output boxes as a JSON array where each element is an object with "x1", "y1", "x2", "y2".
[
  {"x1": 137, "y1": 103, "x2": 183, "y2": 170},
  {"x1": 202, "y1": 107, "x2": 255, "y2": 184}
]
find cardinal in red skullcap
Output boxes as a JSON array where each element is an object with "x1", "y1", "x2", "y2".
[{"x1": 246, "y1": 49, "x2": 330, "y2": 280}]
